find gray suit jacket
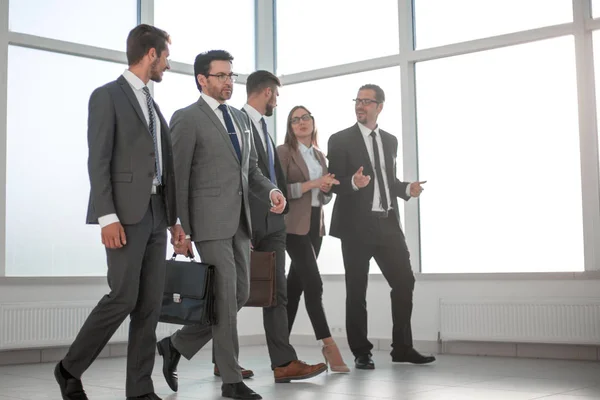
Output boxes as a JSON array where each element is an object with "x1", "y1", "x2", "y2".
[
  {"x1": 85, "y1": 75, "x2": 177, "y2": 226},
  {"x1": 170, "y1": 96, "x2": 276, "y2": 242}
]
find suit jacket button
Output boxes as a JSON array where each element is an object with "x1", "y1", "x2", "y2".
[
  {"x1": 150, "y1": 152, "x2": 155, "y2": 156},
  {"x1": 238, "y1": 191, "x2": 243, "y2": 195},
  {"x1": 148, "y1": 172, "x2": 153, "y2": 178}
]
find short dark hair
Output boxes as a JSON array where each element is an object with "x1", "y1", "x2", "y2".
[
  {"x1": 126, "y1": 24, "x2": 170, "y2": 66},
  {"x1": 193, "y1": 50, "x2": 234, "y2": 92},
  {"x1": 246, "y1": 70, "x2": 280, "y2": 96},
  {"x1": 359, "y1": 84, "x2": 385, "y2": 103}
]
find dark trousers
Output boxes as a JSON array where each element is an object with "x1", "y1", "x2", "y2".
[
  {"x1": 62, "y1": 195, "x2": 167, "y2": 397},
  {"x1": 210, "y1": 228, "x2": 298, "y2": 370},
  {"x1": 286, "y1": 207, "x2": 331, "y2": 340},
  {"x1": 341, "y1": 213, "x2": 415, "y2": 358},
  {"x1": 254, "y1": 229, "x2": 298, "y2": 368}
]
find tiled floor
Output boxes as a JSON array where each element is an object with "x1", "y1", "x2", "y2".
[{"x1": 0, "y1": 345, "x2": 599, "y2": 399}]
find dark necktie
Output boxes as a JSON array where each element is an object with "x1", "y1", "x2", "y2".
[
  {"x1": 217, "y1": 104, "x2": 242, "y2": 161},
  {"x1": 141, "y1": 86, "x2": 162, "y2": 185},
  {"x1": 370, "y1": 131, "x2": 388, "y2": 211},
  {"x1": 260, "y1": 117, "x2": 277, "y2": 184}
]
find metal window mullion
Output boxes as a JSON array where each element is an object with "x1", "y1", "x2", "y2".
[
  {"x1": 399, "y1": 0, "x2": 421, "y2": 273},
  {"x1": 574, "y1": 0, "x2": 600, "y2": 271},
  {"x1": 0, "y1": 0, "x2": 9, "y2": 277}
]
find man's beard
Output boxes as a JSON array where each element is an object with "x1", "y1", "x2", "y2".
[
  {"x1": 149, "y1": 58, "x2": 162, "y2": 82},
  {"x1": 265, "y1": 103, "x2": 274, "y2": 116}
]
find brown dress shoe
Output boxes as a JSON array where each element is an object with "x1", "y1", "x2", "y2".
[
  {"x1": 273, "y1": 360, "x2": 327, "y2": 383},
  {"x1": 214, "y1": 365, "x2": 254, "y2": 379}
]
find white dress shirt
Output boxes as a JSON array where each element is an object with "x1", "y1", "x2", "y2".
[
  {"x1": 352, "y1": 122, "x2": 412, "y2": 212},
  {"x1": 202, "y1": 92, "x2": 243, "y2": 151},
  {"x1": 98, "y1": 69, "x2": 163, "y2": 228},
  {"x1": 298, "y1": 143, "x2": 324, "y2": 207},
  {"x1": 242, "y1": 104, "x2": 275, "y2": 158}
]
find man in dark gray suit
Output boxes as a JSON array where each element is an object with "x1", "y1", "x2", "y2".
[
  {"x1": 54, "y1": 24, "x2": 186, "y2": 400},
  {"x1": 157, "y1": 51, "x2": 285, "y2": 400},
  {"x1": 233, "y1": 70, "x2": 327, "y2": 382}
]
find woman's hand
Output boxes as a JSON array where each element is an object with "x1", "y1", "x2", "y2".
[{"x1": 318, "y1": 173, "x2": 340, "y2": 193}]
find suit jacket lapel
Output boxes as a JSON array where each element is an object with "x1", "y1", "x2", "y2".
[
  {"x1": 380, "y1": 130, "x2": 395, "y2": 185},
  {"x1": 242, "y1": 109, "x2": 269, "y2": 169},
  {"x1": 197, "y1": 97, "x2": 239, "y2": 163},
  {"x1": 352, "y1": 123, "x2": 374, "y2": 174},
  {"x1": 316, "y1": 149, "x2": 327, "y2": 176},
  {"x1": 118, "y1": 75, "x2": 149, "y2": 131},
  {"x1": 291, "y1": 148, "x2": 310, "y2": 182}
]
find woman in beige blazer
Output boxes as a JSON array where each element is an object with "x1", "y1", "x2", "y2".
[{"x1": 277, "y1": 106, "x2": 349, "y2": 373}]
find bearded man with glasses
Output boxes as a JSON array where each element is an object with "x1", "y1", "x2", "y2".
[{"x1": 327, "y1": 84, "x2": 435, "y2": 370}]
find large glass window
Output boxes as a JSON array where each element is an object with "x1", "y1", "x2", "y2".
[
  {"x1": 414, "y1": 0, "x2": 572, "y2": 49},
  {"x1": 276, "y1": 0, "x2": 399, "y2": 75},
  {"x1": 154, "y1": 0, "x2": 255, "y2": 72},
  {"x1": 6, "y1": 47, "x2": 127, "y2": 276},
  {"x1": 594, "y1": 31, "x2": 600, "y2": 186},
  {"x1": 276, "y1": 67, "x2": 402, "y2": 274},
  {"x1": 594, "y1": 0, "x2": 600, "y2": 18},
  {"x1": 8, "y1": 0, "x2": 137, "y2": 51},
  {"x1": 416, "y1": 36, "x2": 583, "y2": 273}
]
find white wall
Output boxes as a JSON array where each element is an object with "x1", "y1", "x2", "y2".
[{"x1": 2, "y1": 275, "x2": 598, "y2": 347}]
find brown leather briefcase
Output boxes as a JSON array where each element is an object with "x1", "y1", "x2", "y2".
[{"x1": 245, "y1": 250, "x2": 277, "y2": 307}]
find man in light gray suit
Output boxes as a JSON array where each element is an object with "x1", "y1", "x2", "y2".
[
  {"x1": 54, "y1": 24, "x2": 186, "y2": 400},
  {"x1": 157, "y1": 50, "x2": 285, "y2": 400}
]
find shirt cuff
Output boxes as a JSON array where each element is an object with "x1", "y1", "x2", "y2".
[
  {"x1": 351, "y1": 177, "x2": 359, "y2": 191},
  {"x1": 406, "y1": 183, "x2": 412, "y2": 197},
  {"x1": 98, "y1": 214, "x2": 119, "y2": 228},
  {"x1": 289, "y1": 183, "x2": 303, "y2": 199}
]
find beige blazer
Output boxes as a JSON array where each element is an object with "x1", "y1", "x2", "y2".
[{"x1": 277, "y1": 143, "x2": 332, "y2": 236}]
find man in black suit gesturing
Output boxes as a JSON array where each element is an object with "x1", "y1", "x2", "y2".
[{"x1": 327, "y1": 84, "x2": 435, "y2": 370}]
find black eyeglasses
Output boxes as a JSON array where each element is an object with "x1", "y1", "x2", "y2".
[
  {"x1": 353, "y1": 98, "x2": 380, "y2": 106},
  {"x1": 207, "y1": 73, "x2": 238, "y2": 83},
  {"x1": 291, "y1": 114, "x2": 312, "y2": 124}
]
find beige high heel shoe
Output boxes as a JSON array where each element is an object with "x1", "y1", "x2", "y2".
[{"x1": 322, "y1": 343, "x2": 350, "y2": 373}]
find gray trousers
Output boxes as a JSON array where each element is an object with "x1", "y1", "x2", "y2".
[
  {"x1": 171, "y1": 220, "x2": 251, "y2": 384},
  {"x1": 62, "y1": 195, "x2": 167, "y2": 397}
]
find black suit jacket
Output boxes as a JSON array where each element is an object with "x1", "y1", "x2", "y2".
[
  {"x1": 85, "y1": 75, "x2": 177, "y2": 227},
  {"x1": 242, "y1": 109, "x2": 288, "y2": 238},
  {"x1": 327, "y1": 123, "x2": 410, "y2": 241}
]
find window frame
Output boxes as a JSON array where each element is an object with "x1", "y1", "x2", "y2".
[{"x1": 0, "y1": 0, "x2": 599, "y2": 278}]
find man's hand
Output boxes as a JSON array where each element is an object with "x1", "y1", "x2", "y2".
[
  {"x1": 174, "y1": 239, "x2": 194, "y2": 257},
  {"x1": 101, "y1": 222, "x2": 126, "y2": 249},
  {"x1": 410, "y1": 181, "x2": 427, "y2": 197},
  {"x1": 270, "y1": 191, "x2": 286, "y2": 214},
  {"x1": 169, "y1": 224, "x2": 186, "y2": 248},
  {"x1": 319, "y1": 173, "x2": 340, "y2": 193},
  {"x1": 352, "y1": 166, "x2": 371, "y2": 189}
]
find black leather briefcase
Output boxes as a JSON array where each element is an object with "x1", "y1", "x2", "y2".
[{"x1": 159, "y1": 253, "x2": 217, "y2": 326}]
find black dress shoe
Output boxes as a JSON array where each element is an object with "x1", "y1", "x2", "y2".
[
  {"x1": 221, "y1": 382, "x2": 262, "y2": 399},
  {"x1": 126, "y1": 393, "x2": 162, "y2": 400},
  {"x1": 156, "y1": 337, "x2": 181, "y2": 392},
  {"x1": 392, "y1": 347, "x2": 436, "y2": 364},
  {"x1": 54, "y1": 362, "x2": 89, "y2": 400},
  {"x1": 354, "y1": 354, "x2": 375, "y2": 370}
]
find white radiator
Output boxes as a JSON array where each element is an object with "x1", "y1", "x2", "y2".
[
  {"x1": 439, "y1": 298, "x2": 600, "y2": 345},
  {"x1": 0, "y1": 301, "x2": 180, "y2": 350}
]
